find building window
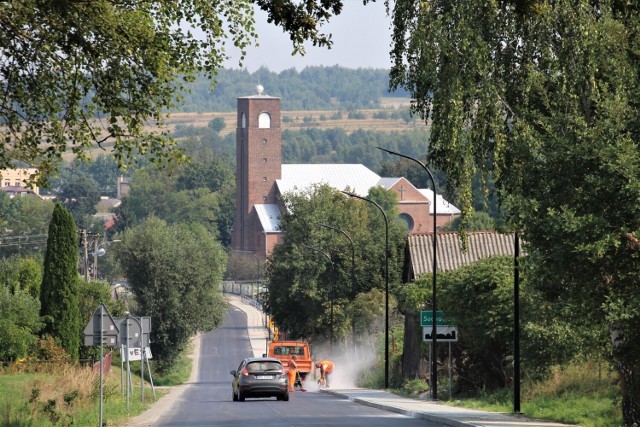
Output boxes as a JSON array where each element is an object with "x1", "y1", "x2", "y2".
[
  {"x1": 4, "y1": 181, "x2": 9, "y2": 186},
  {"x1": 263, "y1": 177, "x2": 267, "y2": 182},
  {"x1": 241, "y1": 112, "x2": 246, "y2": 128},
  {"x1": 398, "y1": 213, "x2": 415, "y2": 232},
  {"x1": 263, "y1": 138, "x2": 268, "y2": 144},
  {"x1": 262, "y1": 158, "x2": 267, "y2": 163},
  {"x1": 258, "y1": 112, "x2": 271, "y2": 128}
]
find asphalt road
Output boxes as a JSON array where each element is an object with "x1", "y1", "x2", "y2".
[{"x1": 137, "y1": 306, "x2": 443, "y2": 427}]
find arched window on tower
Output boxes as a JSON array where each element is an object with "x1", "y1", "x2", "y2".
[
  {"x1": 258, "y1": 112, "x2": 271, "y2": 128},
  {"x1": 241, "y1": 112, "x2": 246, "y2": 128}
]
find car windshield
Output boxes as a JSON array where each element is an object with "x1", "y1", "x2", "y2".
[{"x1": 246, "y1": 362, "x2": 282, "y2": 373}]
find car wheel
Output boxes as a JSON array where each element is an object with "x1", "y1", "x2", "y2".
[
  {"x1": 233, "y1": 389, "x2": 238, "y2": 402},
  {"x1": 238, "y1": 389, "x2": 245, "y2": 402},
  {"x1": 282, "y1": 391, "x2": 289, "y2": 402}
]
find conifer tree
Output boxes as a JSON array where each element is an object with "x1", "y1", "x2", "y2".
[{"x1": 40, "y1": 203, "x2": 81, "y2": 359}]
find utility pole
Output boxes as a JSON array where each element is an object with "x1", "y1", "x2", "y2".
[{"x1": 82, "y1": 229, "x2": 89, "y2": 282}]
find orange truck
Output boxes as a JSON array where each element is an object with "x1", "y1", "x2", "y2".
[{"x1": 267, "y1": 340, "x2": 314, "y2": 380}]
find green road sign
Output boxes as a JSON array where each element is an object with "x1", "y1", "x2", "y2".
[{"x1": 421, "y1": 310, "x2": 445, "y2": 326}]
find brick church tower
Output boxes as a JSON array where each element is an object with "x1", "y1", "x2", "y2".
[{"x1": 231, "y1": 85, "x2": 281, "y2": 261}]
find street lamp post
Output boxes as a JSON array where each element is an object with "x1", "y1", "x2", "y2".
[
  {"x1": 377, "y1": 147, "x2": 439, "y2": 400},
  {"x1": 301, "y1": 244, "x2": 335, "y2": 355},
  {"x1": 514, "y1": 232, "x2": 521, "y2": 413},
  {"x1": 340, "y1": 191, "x2": 390, "y2": 389},
  {"x1": 319, "y1": 223, "x2": 357, "y2": 350}
]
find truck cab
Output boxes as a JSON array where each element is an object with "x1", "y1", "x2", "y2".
[{"x1": 267, "y1": 341, "x2": 313, "y2": 380}]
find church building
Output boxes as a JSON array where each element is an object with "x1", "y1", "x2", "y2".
[{"x1": 230, "y1": 86, "x2": 460, "y2": 264}]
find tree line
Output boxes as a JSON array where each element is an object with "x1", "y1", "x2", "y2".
[{"x1": 176, "y1": 66, "x2": 411, "y2": 113}]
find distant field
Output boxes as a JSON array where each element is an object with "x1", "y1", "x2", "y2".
[
  {"x1": 165, "y1": 98, "x2": 426, "y2": 137},
  {"x1": 64, "y1": 99, "x2": 427, "y2": 162}
]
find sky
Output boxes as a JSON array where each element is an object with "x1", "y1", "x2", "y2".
[{"x1": 222, "y1": 1, "x2": 394, "y2": 73}]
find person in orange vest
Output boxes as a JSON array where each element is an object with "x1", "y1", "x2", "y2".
[
  {"x1": 316, "y1": 359, "x2": 334, "y2": 388},
  {"x1": 287, "y1": 355, "x2": 298, "y2": 392}
]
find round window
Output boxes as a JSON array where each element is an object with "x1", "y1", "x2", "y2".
[{"x1": 398, "y1": 213, "x2": 414, "y2": 232}]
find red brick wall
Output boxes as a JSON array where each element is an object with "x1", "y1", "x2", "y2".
[{"x1": 232, "y1": 96, "x2": 282, "y2": 253}]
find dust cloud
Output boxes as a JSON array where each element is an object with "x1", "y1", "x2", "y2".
[{"x1": 299, "y1": 338, "x2": 379, "y2": 391}]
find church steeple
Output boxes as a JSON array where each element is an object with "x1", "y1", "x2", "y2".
[{"x1": 231, "y1": 87, "x2": 282, "y2": 254}]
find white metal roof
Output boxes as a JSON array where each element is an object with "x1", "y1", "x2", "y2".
[
  {"x1": 418, "y1": 189, "x2": 461, "y2": 215},
  {"x1": 277, "y1": 164, "x2": 383, "y2": 197},
  {"x1": 255, "y1": 204, "x2": 281, "y2": 232}
]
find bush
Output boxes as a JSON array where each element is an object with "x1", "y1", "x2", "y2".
[
  {"x1": 402, "y1": 378, "x2": 429, "y2": 395},
  {"x1": 0, "y1": 286, "x2": 41, "y2": 361},
  {"x1": 348, "y1": 110, "x2": 366, "y2": 119},
  {"x1": 33, "y1": 335, "x2": 69, "y2": 362}
]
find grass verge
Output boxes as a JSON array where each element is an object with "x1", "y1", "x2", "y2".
[
  {"x1": 445, "y1": 361, "x2": 621, "y2": 427},
  {"x1": 0, "y1": 340, "x2": 195, "y2": 426}
]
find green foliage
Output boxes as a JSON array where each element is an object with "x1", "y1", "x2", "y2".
[
  {"x1": 402, "y1": 377, "x2": 430, "y2": 394},
  {"x1": 113, "y1": 153, "x2": 235, "y2": 245},
  {"x1": 77, "y1": 280, "x2": 127, "y2": 326},
  {"x1": 435, "y1": 257, "x2": 516, "y2": 393},
  {"x1": 443, "y1": 211, "x2": 496, "y2": 232},
  {"x1": 389, "y1": 1, "x2": 640, "y2": 422},
  {"x1": 1, "y1": 1, "x2": 364, "y2": 182},
  {"x1": 55, "y1": 168, "x2": 101, "y2": 228},
  {"x1": 180, "y1": 67, "x2": 409, "y2": 113},
  {"x1": 77, "y1": 279, "x2": 128, "y2": 361},
  {"x1": 114, "y1": 217, "x2": 228, "y2": 372},
  {"x1": 0, "y1": 286, "x2": 42, "y2": 361},
  {"x1": 0, "y1": 191, "x2": 53, "y2": 259},
  {"x1": 0, "y1": 255, "x2": 43, "y2": 298},
  {"x1": 281, "y1": 127, "x2": 430, "y2": 172},
  {"x1": 46, "y1": 156, "x2": 121, "y2": 199},
  {"x1": 207, "y1": 117, "x2": 226, "y2": 133},
  {"x1": 450, "y1": 361, "x2": 621, "y2": 427},
  {"x1": 40, "y1": 203, "x2": 81, "y2": 359},
  {"x1": 266, "y1": 184, "x2": 406, "y2": 343}
]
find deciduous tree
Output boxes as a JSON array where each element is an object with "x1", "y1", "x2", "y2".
[
  {"x1": 0, "y1": 0, "x2": 348, "y2": 183},
  {"x1": 266, "y1": 184, "x2": 406, "y2": 345},
  {"x1": 389, "y1": 1, "x2": 640, "y2": 422},
  {"x1": 114, "y1": 217, "x2": 227, "y2": 372}
]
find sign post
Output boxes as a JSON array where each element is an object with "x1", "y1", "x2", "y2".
[
  {"x1": 83, "y1": 304, "x2": 119, "y2": 427},
  {"x1": 420, "y1": 310, "x2": 458, "y2": 399}
]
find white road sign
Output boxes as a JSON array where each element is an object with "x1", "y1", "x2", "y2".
[
  {"x1": 423, "y1": 325, "x2": 458, "y2": 342},
  {"x1": 124, "y1": 347, "x2": 153, "y2": 361}
]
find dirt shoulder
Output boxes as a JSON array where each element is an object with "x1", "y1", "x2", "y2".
[{"x1": 122, "y1": 333, "x2": 201, "y2": 427}]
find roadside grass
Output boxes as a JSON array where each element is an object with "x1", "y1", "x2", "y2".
[
  {"x1": 362, "y1": 359, "x2": 622, "y2": 427},
  {"x1": 0, "y1": 345, "x2": 194, "y2": 426},
  {"x1": 445, "y1": 361, "x2": 621, "y2": 427},
  {"x1": 150, "y1": 353, "x2": 193, "y2": 387}
]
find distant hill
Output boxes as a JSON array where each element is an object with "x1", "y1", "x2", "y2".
[{"x1": 174, "y1": 66, "x2": 410, "y2": 113}]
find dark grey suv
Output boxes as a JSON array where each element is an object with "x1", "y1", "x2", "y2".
[{"x1": 230, "y1": 357, "x2": 289, "y2": 401}]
